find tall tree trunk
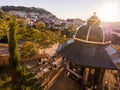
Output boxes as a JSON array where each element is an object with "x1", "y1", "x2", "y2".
[{"x1": 8, "y1": 16, "x2": 22, "y2": 84}]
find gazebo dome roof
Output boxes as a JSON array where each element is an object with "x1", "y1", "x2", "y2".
[
  {"x1": 74, "y1": 12, "x2": 111, "y2": 45},
  {"x1": 56, "y1": 12, "x2": 120, "y2": 70}
]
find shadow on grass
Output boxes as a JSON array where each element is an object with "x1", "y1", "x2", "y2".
[{"x1": 0, "y1": 66, "x2": 43, "y2": 90}]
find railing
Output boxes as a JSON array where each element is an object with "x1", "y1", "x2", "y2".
[{"x1": 33, "y1": 57, "x2": 63, "y2": 90}]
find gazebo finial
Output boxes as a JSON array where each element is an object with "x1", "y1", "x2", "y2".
[{"x1": 93, "y1": 12, "x2": 96, "y2": 16}]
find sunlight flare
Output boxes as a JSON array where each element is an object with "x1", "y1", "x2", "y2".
[{"x1": 98, "y1": 2, "x2": 119, "y2": 22}]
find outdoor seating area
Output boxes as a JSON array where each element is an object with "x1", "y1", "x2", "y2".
[{"x1": 23, "y1": 54, "x2": 63, "y2": 89}]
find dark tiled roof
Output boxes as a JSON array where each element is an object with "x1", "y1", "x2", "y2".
[{"x1": 57, "y1": 40, "x2": 120, "y2": 70}]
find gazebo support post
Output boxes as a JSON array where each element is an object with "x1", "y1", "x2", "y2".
[{"x1": 93, "y1": 68, "x2": 105, "y2": 90}]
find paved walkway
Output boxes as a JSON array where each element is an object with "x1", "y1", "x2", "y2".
[{"x1": 49, "y1": 70, "x2": 80, "y2": 90}]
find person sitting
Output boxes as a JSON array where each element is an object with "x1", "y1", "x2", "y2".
[{"x1": 37, "y1": 58, "x2": 42, "y2": 65}]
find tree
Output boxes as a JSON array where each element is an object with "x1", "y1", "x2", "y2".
[
  {"x1": 23, "y1": 28, "x2": 42, "y2": 42},
  {"x1": 0, "y1": 16, "x2": 5, "y2": 39},
  {"x1": 35, "y1": 21, "x2": 46, "y2": 31},
  {"x1": 20, "y1": 41, "x2": 39, "y2": 60},
  {"x1": 38, "y1": 30, "x2": 57, "y2": 48},
  {"x1": 8, "y1": 15, "x2": 22, "y2": 85},
  {"x1": 16, "y1": 18, "x2": 27, "y2": 41},
  {"x1": 0, "y1": 10, "x2": 9, "y2": 39},
  {"x1": 58, "y1": 34, "x2": 68, "y2": 44},
  {"x1": 67, "y1": 24, "x2": 76, "y2": 38},
  {"x1": 20, "y1": 41, "x2": 39, "y2": 75},
  {"x1": 57, "y1": 31, "x2": 68, "y2": 44}
]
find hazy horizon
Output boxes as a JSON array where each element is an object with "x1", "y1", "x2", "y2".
[{"x1": 0, "y1": 0, "x2": 120, "y2": 22}]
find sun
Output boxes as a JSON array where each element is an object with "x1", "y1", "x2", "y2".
[{"x1": 98, "y1": 2, "x2": 119, "y2": 22}]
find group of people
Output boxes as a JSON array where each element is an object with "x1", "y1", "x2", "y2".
[{"x1": 37, "y1": 54, "x2": 59, "y2": 72}]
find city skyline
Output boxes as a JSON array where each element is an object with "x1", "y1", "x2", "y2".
[{"x1": 0, "y1": 0, "x2": 120, "y2": 22}]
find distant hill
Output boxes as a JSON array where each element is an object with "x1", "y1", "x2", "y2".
[
  {"x1": 2, "y1": 6, "x2": 51, "y2": 15},
  {"x1": 1, "y1": 6, "x2": 58, "y2": 22},
  {"x1": 1, "y1": 6, "x2": 85, "y2": 29}
]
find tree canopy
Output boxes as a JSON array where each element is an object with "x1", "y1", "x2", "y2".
[
  {"x1": 35, "y1": 21, "x2": 46, "y2": 31},
  {"x1": 20, "y1": 41, "x2": 39, "y2": 60}
]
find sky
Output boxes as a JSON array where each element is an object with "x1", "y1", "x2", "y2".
[{"x1": 0, "y1": 0, "x2": 120, "y2": 22}]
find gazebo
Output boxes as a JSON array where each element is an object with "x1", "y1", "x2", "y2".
[{"x1": 56, "y1": 13, "x2": 120, "y2": 90}]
